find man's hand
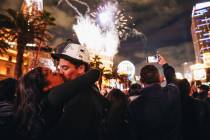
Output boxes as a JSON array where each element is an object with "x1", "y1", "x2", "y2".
[{"x1": 158, "y1": 54, "x2": 167, "y2": 66}]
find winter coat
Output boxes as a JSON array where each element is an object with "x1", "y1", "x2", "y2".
[
  {"x1": 45, "y1": 70, "x2": 110, "y2": 140},
  {"x1": 128, "y1": 64, "x2": 182, "y2": 140},
  {"x1": 0, "y1": 101, "x2": 16, "y2": 139}
]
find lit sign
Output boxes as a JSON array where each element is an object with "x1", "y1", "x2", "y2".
[{"x1": 193, "y1": 69, "x2": 206, "y2": 80}]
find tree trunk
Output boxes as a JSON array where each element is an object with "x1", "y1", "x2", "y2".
[{"x1": 15, "y1": 39, "x2": 25, "y2": 79}]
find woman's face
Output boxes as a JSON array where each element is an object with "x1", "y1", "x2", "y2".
[{"x1": 42, "y1": 67, "x2": 64, "y2": 92}]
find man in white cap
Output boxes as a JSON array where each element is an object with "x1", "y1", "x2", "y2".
[
  {"x1": 51, "y1": 41, "x2": 90, "y2": 81},
  {"x1": 49, "y1": 41, "x2": 109, "y2": 140}
]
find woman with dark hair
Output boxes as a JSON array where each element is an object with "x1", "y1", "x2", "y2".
[
  {"x1": 128, "y1": 83, "x2": 142, "y2": 102},
  {"x1": 15, "y1": 67, "x2": 100, "y2": 140},
  {"x1": 128, "y1": 83, "x2": 142, "y2": 96},
  {"x1": 104, "y1": 89, "x2": 129, "y2": 140}
]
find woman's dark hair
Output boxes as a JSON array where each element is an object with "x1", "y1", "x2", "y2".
[
  {"x1": 16, "y1": 67, "x2": 48, "y2": 136},
  {"x1": 107, "y1": 89, "x2": 128, "y2": 104},
  {"x1": 176, "y1": 79, "x2": 191, "y2": 97},
  {"x1": 128, "y1": 83, "x2": 142, "y2": 96}
]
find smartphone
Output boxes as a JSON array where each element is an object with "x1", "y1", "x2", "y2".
[{"x1": 147, "y1": 55, "x2": 158, "y2": 63}]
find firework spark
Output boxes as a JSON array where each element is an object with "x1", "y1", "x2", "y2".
[
  {"x1": 91, "y1": 1, "x2": 133, "y2": 40},
  {"x1": 57, "y1": 0, "x2": 90, "y2": 16},
  {"x1": 73, "y1": 15, "x2": 119, "y2": 57}
]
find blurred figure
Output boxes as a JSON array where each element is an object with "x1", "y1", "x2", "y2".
[
  {"x1": 128, "y1": 83, "x2": 142, "y2": 96},
  {"x1": 101, "y1": 85, "x2": 112, "y2": 97},
  {"x1": 192, "y1": 84, "x2": 209, "y2": 101},
  {"x1": 0, "y1": 78, "x2": 17, "y2": 102},
  {"x1": 197, "y1": 84, "x2": 209, "y2": 101},
  {"x1": 0, "y1": 78, "x2": 17, "y2": 139},
  {"x1": 128, "y1": 83, "x2": 142, "y2": 102},
  {"x1": 190, "y1": 80, "x2": 198, "y2": 97},
  {"x1": 177, "y1": 79, "x2": 209, "y2": 140},
  {"x1": 105, "y1": 89, "x2": 129, "y2": 140}
]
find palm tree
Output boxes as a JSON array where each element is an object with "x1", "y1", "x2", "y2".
[
  {"x1": 90, "y1": 55, "x2": 104, "y2": 90},
  {"x1": 90, "y1": 55, "x2": 103, "y2": 69},
  {"x1": 0, "y1": 9, "x2": 55, "y2": 78},
  {"x1": 103, "y1": 65, "x2": 118, "y2": 80}
]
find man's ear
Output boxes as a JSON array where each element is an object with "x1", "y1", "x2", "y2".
[{"x1": 78, "y1": 65, "x2": 85, "y2": 74}]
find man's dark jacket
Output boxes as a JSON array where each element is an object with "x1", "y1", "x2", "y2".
[
  {"x1": 128, "y1": 64, "x2": 182, "y2": 140},
  {"x1": 46, "y1": 72, "x2": 109, "y2": 140}
]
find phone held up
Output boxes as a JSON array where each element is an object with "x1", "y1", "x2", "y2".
[{"x1": 146, "y1": 54, "x2": 159, "y2": 63}]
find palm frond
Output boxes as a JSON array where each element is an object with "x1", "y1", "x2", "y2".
[
  {"x1": 0, "y1": 14, "x2": 15, "y2": 28},
  {"x1": 6, "y1": 9, "x2": 18, "y2": 21}
]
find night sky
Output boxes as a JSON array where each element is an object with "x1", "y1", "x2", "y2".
[{"x1": 1, "y1": 0, "x2": 208, "y2": 74}]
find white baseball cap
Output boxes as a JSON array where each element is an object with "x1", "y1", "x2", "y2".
[{"x1": 51, "y1": 43, "x2": 90, "y2": 64}]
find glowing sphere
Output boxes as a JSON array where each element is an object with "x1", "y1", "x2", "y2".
[{"x1": 117, "y1": 60, "x2": 135, "y2": 77}]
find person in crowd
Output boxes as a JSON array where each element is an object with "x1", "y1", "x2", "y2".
[
  {"x1": 15, "y1": 67, "x2": 100, "y2": 140},
  {"x1": 197, "y1": 84, "x2": 209, "y2": 101},
  {"x1": 176, "y1": 79, "x2": 208, "y2": 140},
  {"x1": 191, "y1": 80, "x2": 198, "y2": 98},
  {"x1": 128, "y1": 83, "x2": 142, "y2": 102},
  {"x1": 128, "y1": 54, "x2": 182, "y2": 140},
  {"x1": 50, "y1": 41, "x2": 110, "y2": 140},
  {"x1": 0, "y1": 78, "x2": 17, "y2": 139},
  {"x1": 104, "y1": 88, "x2": 129, "y2": 140}
]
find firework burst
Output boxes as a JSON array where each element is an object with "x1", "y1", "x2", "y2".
[
  {"x1": 73, "y1": 15, "x2": 119, "y2": 57},
  {"x1": 91, "y1": 1, "x2": 133, "y2": 40},
  {"x1": 57, "y1": 0, "x2": 146, "y2": 57}
]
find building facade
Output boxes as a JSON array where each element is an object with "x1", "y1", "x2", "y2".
[
  {"x1": 21, "y1": 0, "x2": 43, "y2": 16},
  {"x1": 0, "y1": 0, "x2": 50, "y2": 80},
  {"x1": 0, "y1": 49, "x2": 29, "y2": 79},
  {"x1": 191, "y1": 2, "x2": 210, "y2": 63}
]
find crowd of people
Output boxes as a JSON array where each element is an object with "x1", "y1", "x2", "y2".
[{"x1": 0, "y1": 40, "x2": 210, "y2": 140}]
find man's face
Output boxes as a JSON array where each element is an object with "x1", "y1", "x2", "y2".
[{"x1": 58, "y1": 58, "x2": 85, "y2": 80}]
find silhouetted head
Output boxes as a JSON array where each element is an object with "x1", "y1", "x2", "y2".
[
  {"x1": 176, "y1": 79, "x2": 191, "y2": 97},
  {"x1": 140, "y1": 65, "x2": 160, "y2": 85},
  {"x1": 128, "y1": 83, "x2": 142, "y2": 96},
  {"x1": 107, "y1": 88, "x2": 128, "y2": 104},
  {"x1": 0, "y1": 78, "x2": 17, "y2": 102},
  {"x1": 197, "y1": 84, "x2": 209, "y2": 93}
]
